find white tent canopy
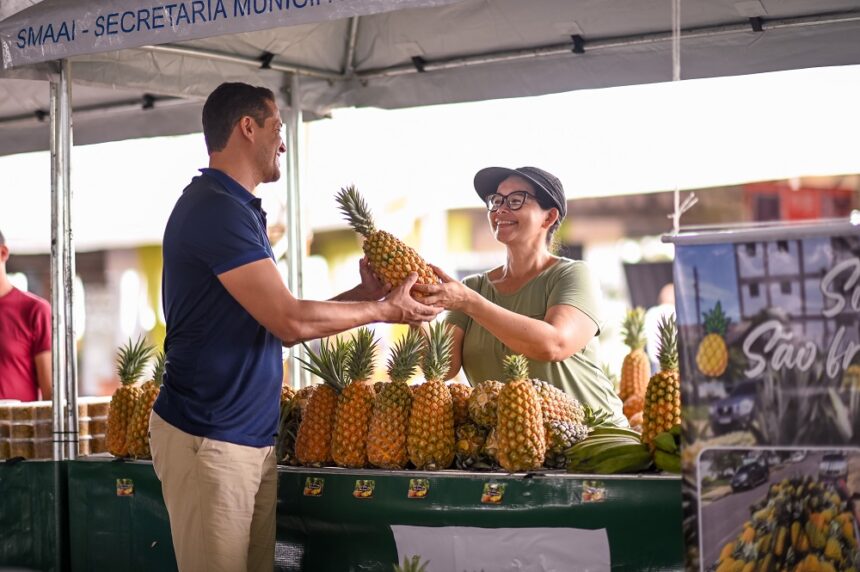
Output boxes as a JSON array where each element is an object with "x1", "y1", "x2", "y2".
[{"x1": 2, "y1": 0, "x2": 860, "y2": 156}]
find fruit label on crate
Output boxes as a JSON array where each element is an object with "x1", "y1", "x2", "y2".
[
  {"x1": 353, "y1": 479, "x2": 375, "y2": 499},
  {"x1": 408, "y1": 478, "x2": 430, "y2": 499},
  {"x1": 303, "y1": 477, "x2": 324, "y2": 497},
  {"x1": 116, "y1": 478, "x2": 134, "y2": 497},
  {"x1": 671, "y1": 226, "x2": 860, "y2": 571},
  {"x1": 480, "y1": 482, "x2": 505, "y2": 504},
  {"x1": 581, "y1": 480, "x2": 606, "y2": 503}
]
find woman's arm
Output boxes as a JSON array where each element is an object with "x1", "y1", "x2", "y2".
[
  {"x1": 465, "y1": 297, "x2": 595, "y2": 361},
  {"x1": 415, "y1": 264, "x2": 596, "y2": 362}
]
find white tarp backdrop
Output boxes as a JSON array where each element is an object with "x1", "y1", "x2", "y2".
[{"x1": 1, "y1": 1, "x2": 860, "y2": 156}]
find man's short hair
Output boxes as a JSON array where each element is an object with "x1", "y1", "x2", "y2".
[
  {"x1": 0, "y1": 228, "x2": 5, "y2": 246},
  {"x1": 202, "y1": 83, "x2": 276, "y2": 154}
]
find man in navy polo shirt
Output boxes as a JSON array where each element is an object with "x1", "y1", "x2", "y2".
[{"x1": 149, "y1": 82, "x2": 441, "y2": 572}]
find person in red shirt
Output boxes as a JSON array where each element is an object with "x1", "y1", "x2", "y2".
[{"x1": 0, "y1": 229, "x2": 52, "y2": 401}]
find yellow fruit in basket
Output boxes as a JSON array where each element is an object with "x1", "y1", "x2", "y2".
[
  {"x1": 107, "y1": 337, "x2": 153, "y2": 458},
  {"x1": 695, "y1": 302, "x2": 730, "y2": 377},
  {"x1": 336, "y1": 186, "x2": 438, "y2": 296}
]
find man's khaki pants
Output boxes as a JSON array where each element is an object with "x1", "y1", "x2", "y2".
[{"x1": 149, "y1": 411, "x2": 277, "y2": 572}]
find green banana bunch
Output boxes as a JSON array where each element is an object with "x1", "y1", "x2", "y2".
[
  {"x1": 566, "y1": 431, "x2": 654, "y2": 474},
  {"x1": 653, "y1": 449, "x2": 681, "y2": 473},
  {"x1": 650, "y1": 424, "x2": 682, "y2": 474}
]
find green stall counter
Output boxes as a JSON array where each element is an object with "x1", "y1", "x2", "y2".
[
  {"x1": 276, "y1": 466, "x2": 683, "y2": 572},
  {"x1": 0, "y1": 460, "x2": 67, "y2": 572},
  {"x1": 66, "y1": 457, "x2": 176, "y2": 572},
  {"x1": 56, "y1": 457, "x2": 681, "y2": 571}
]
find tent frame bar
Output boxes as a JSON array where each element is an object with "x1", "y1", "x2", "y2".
[
  {"x1": 136, "y1": 9, "x2": 860, "y2": 82},
  {"x1": 0, "y1": 94, "x2": 187, "y2": 127},
  {"x1": 141, "y1": 43, "x2": 342, "y2": 81}
]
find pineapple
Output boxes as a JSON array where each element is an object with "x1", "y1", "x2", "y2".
[
  {"x1": 367, "y1": 327, "x2": 424, "y2": 469},
  {"x1": 107, "y1": 337, "x2": 154, "y2": 458},
  {"x1": 629, "y1": 411, "x2": 643, "y2": 432},
  {"x1": 841, "y1": 364, "x2": 860, "y2": 389},
  {"x1": 336, "y1": 186, "x2": 438, "y2": 294},
  {"x1": 481, "y1": 427, "x2": 500, "y2": 467},
  {"x1": 468, "y1": 379, "x2": 503, "y2": 428},
  {"x1": 454, "y1": 422, "x2": 489, "y2": 470},
  {"x1": 696, "y1": 301, "x2": 730, "y2": 377},
  {"x1": 623, "y1": 394, "x2": 644, "y2": 420},
  {"x1": 331, "y1": 328, "x2": 379, "y2": 468},
  {"x1": 393, "y1": 555, "x2": 429, "y2": 572},
  {"x1": 408, "y1": 322, "x2": 456, "y2": 470},
  {"x1": 448, "y1": 383, "x2": 473, "y2": 426},
  {"x1": 497, "y1": 355, "x2": 546, "y2": 472},
  {"x1": 281, "y1": 384, "x2": 296, "y2": 404},
  {"x1": 544, "y1": 419, "x2": 588, "y2": 469},
  {"x1": 295, "y1": 338, "x2": 352, "y2": 466},
  {"x1": 277, "y1": 385, "x2": 317, "y2": 465},
  {"x1": 530, "y1": 377, "x2": 585, "y2": 424},
  {"x1": 127, "y1": 350, "x2": 165, "y2": 459},
  {"x1": 642, "y1": 316, "x2": 681, "y2": 447},
  {"x1": 619, "y1": 308, "x2": 650, "y2": 401}
]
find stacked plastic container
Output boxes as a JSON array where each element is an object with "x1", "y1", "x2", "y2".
[{"x1": 0, "y1": 397, "x2": 111, "y2": 459}]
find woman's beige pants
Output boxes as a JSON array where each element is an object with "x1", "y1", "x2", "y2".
[{"x1": 149, "y1": 411, "x2": 277, "y2": 572}]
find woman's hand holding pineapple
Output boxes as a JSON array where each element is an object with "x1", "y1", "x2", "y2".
[{"x1": 412, "y1": 263, "x2": 476, "y2": 312}]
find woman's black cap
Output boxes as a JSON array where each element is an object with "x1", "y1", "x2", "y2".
[{"x1": 473, "y1": 166, "x2": 567, "y2": 219}]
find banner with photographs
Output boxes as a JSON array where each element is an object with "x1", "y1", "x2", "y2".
[{"x1": 674, "y1": 227, "x2": 860, "y2": 571}]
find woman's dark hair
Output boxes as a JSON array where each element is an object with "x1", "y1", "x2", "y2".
[
  {"x1": 527, "y1": 183, "x2": 563, "y2": 250},
  {"x1": 202, "y1": 83, "x2": 276, "y2": 153}
]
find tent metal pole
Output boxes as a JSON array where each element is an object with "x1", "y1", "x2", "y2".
[
  {"x1": 49, "y1": 66, "x2": 68, "y2": 463},
  {"x1": 60, "y1": 58, "x2": 79, "y2": 460},
  {"x1": 285, "y1": 73, "x2": 308, "y2": 388},
  {"x1": 343, "y1": 16, "x2": 360, "y2": 76}
]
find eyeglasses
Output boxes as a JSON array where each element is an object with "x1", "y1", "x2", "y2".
[{"x1": 485, "y1": 191, "x2": 534, "y2": 212}]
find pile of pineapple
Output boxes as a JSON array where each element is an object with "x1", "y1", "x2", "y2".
[
  {"x1": 277, "y1": 322, "x2": 603, "y2": 473},
  {"x1": 715, "y1": 477, "x2": 858, "y2": 572},
  {"x1": 106, "y1": 337, "x2": 165, "y2": 459}
]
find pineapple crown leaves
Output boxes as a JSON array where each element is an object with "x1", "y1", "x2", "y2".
[
  {"x1": 621, "y1": 307, "x2": 647, "y2": 350},
  {"x1": 115, "y1": 336, "x2": 155, "y2": 385},
  {"x1": 502, "y1": 354, "x2": 530, "y2": 384},
  {"x1": 392, "y1": 556, "x2": 429, "y2": 572},
  {"x1": 656, "y1": 315, "x2": 679, "y2": 372},
  {"x1": 335, "y1": 185, "x2": 376, "y2": 238},
  {"x1": 298, "y1": 337, "x2": 352, "y2": 392},
  {"x1": 152, "y1": 351, "x2": 166, "y2": 386},
  {"x1": 702, "y1": 301, "x2": 730, "y2": 336},
  {"x1": 386, "y1": 327, "x2": 425, "y2": 383},
  {"x1": 421, "y1": 321, "x2": 454, "y2": 382},
  {"x1": 347, "y1": 327, "x2": 379, "y2": 382}
]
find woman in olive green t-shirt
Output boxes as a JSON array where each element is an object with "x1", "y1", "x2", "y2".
[{"x1": 413, "y1": 166, "x2": 627, "y2": 427}]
